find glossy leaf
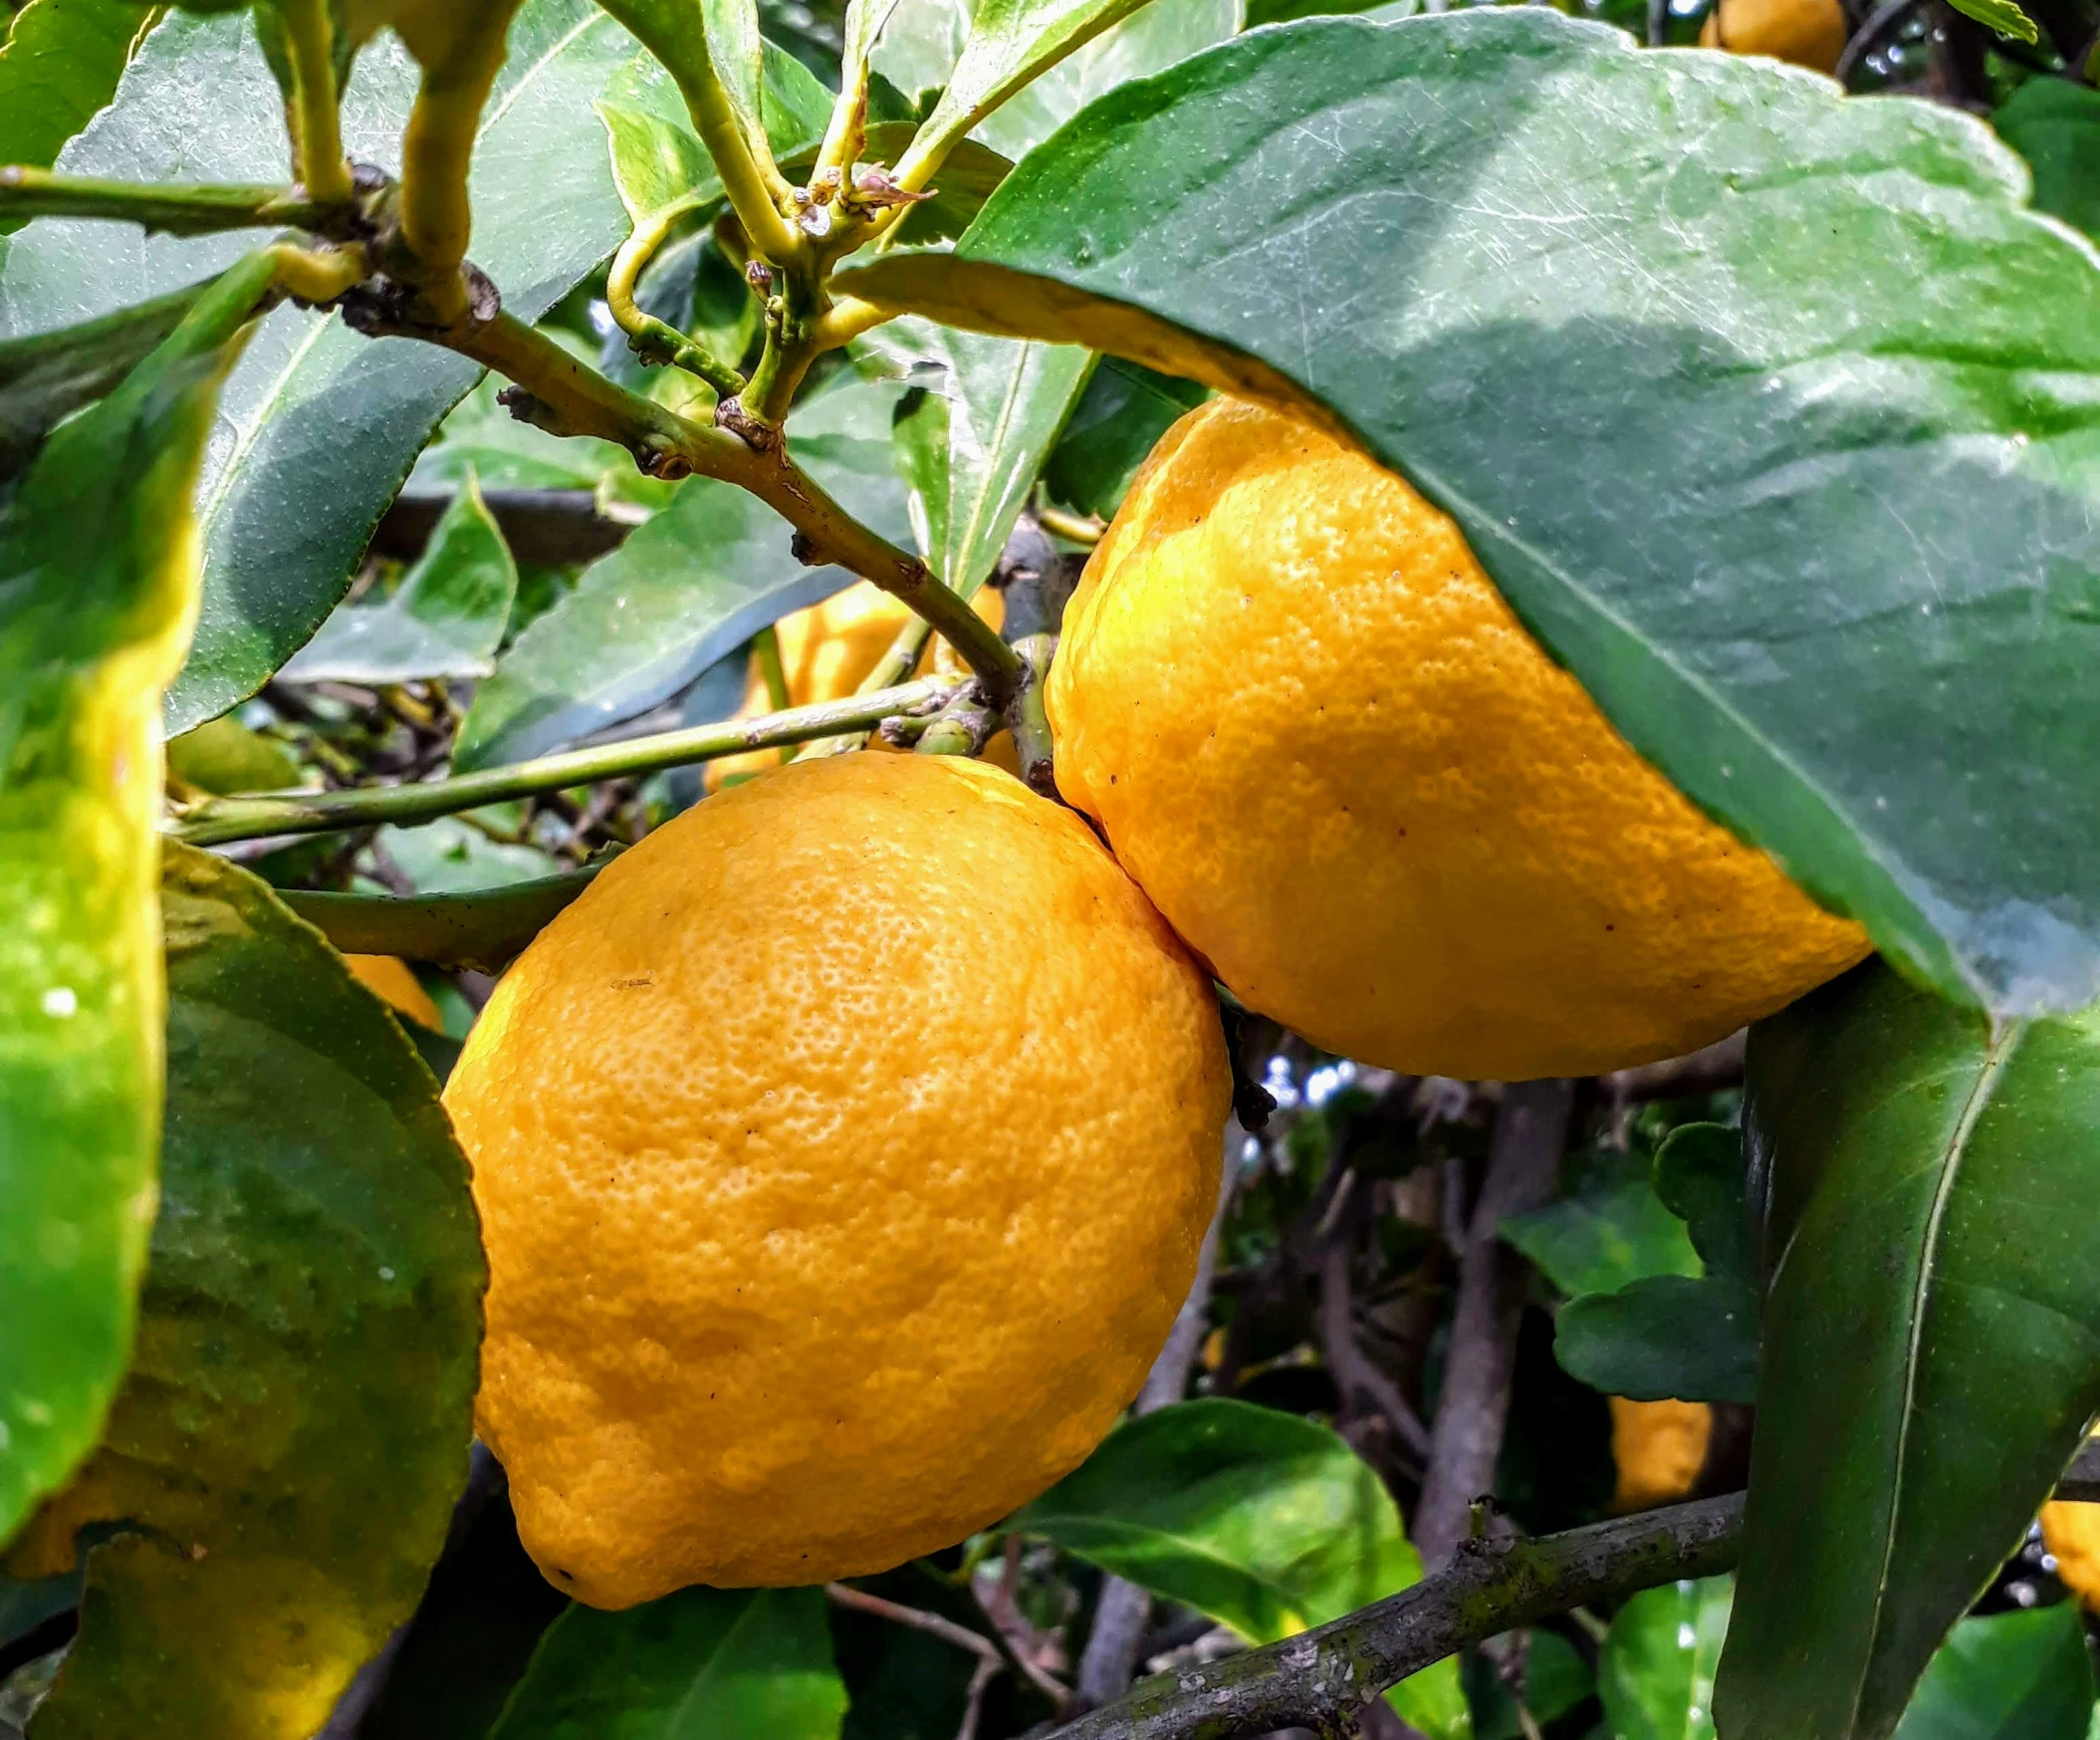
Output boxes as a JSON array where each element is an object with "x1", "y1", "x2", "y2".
[
  {"x1": 973, "y1": 0, "x2": 1240, "y2": 162},
  {"x1": 0, "y1": 0, "x2": 150, "y2": 225},
  {"x1": 1555, "y1": 1275, "x2": 1757, "y2": 1405},
  {"x1": 866, "y1": 0, "x2": 967, "y2": 104},
  {"x1": 454, "y1": 373, "x2": 909, "y2": 769},
  {"x1": 0, "y1": 253, "x2": 268, "y2": 1549},
  {"x1": 1943, "y1": 0, "x2": 2038, "y2": 42},
  {"x1": 1893, "y1": 1604, "x2": 2095, "y2": 1740},
  {"x1": 1041, "y1": 353, "x2": 1206, "y2": 519},
  {"x1": 0, "y1": 0, "x2": 637, "y2": 733},
  {"x1": 1716, "y1": 961, "x2": 2100, "y2": 1740},
  {"x1": 1502, "y1": 1172, "x2": 1700, "y2": 1300},
  {"x1": 1993, "y1": 80, "x2": 2100, "y2": 242},
  {"x1": 869, "y1": 316, "x2": 1093, "y2": 595},
  {"x1": 838, "y1": 10, "x2": 2100, "y2": 1020},
  {"x1": 6, "y1": 844, "x2": 484, "y2": 1740},
  {"x1": 0, "y1": 281, "x2": 209, "y2": 481},
  {"x1": 280, "y1": 471, "x2": 518, "y2": 682},
  {"x1": 1600, "y1": 1577, "x2": 1733, "y2": 1740},
  {"x1": 489, "y1": 1586, "x2": 846, "y2": 1740},
  {"x1": 1019, "y1": 1398, "x2": 1470, "y2": 1739}
]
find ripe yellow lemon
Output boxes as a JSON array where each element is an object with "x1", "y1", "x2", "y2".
[
  {"x1": 443, "y1": 752, "x2": 1228, "y2": 1606},
  {"x1": 1699, "y1": 0, "x2": 1847, "y2": 73},
  {"x1": 1048, "y1": 399, "x2": 1869, "y2": 1081},
  {"x1": 1610, "y1": 1397, "x2": 1712, "y2": 1512},
  {"x1": 344, "y1": 954, "x2": 440, "y2": 1030},
  {"x1": 2043, "y1": 1499, "x2": 2100, "y2": 1609},
  {"x1": 708, "y1": 582, "x2": 1014, "y2": 787}
]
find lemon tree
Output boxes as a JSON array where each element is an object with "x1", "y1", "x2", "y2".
[{"x1": 5, "y1": 0, "x2": 2100, "y2": 1736}]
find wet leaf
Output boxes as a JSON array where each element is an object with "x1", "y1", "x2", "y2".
[
  {"x1": 837, "y1": 11, "x2": 2100, "y2": 1019},
  {"x1": 1717, "y1": 961, "x2": 2100, "y2": 1740},
  {"x1": 0, "y1": 254, "x2": 269, "y2": 1548},
  {"x1": 1019, "y1": 1398, "x2": 1471, "y2": 1739},
  {"x1": 8, "y1": 844, "x2": 484, "y2": 1740}
]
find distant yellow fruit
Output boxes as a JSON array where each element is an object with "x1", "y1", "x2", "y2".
[
  {"x1": 344, "y1": 954, "x2": 440, "y2": 1030},
  {"x1": 1611, "y1": 1397, "x2": 1712, "y2": 1511},
  {"x1": 708, "y1": 582, "x2": 1012, "y2": 787},
  {"x1": 1048, "y1": 398, "x2": 1870, "y2": 1081},
  {"x1": 1699, "y1": 0, "x2": 1847, "y2": 73},
  {"x1": 2042, "y1": 1501, "x2": 2100, "y2": 1609},
  {"x1": 444, "y1": 753, "x2": 1229, "y2": 1606}
]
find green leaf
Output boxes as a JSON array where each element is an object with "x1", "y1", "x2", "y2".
[
  {"x1": 866, "y1": 317, "x2": 1093, "y2": 595},
  {"x1": 377, "y1": 815, "x2": 566, "y2": 893},
  {"x1": 836, "y1": 10, "x2": 2100, "y2": 1020},
  {"x1": 1018, "y1": 1398, "x2": 1470, "y2": 1740},
  {"x1": 1654, "y1": 1123, "x2": 1750, "y2": 1286},
  {"x1": 701, "y1": 0, "x2": 770, "y2": 165},
  {"x1": 867, "y1": 0, "x2": 966, "y2": 105},
  {"x1": 1943, "y1": 0, "x2": 2038, "y2": 41},
  {"x1": 1600, "y1": 1576, "x2": 1733, "y2": 1740},
  {"x1": 166, "y1": 714, "x2": 305, "y2": 795},
  {"x1": 282, "y1": 870, "x2": 600, "y2": 972},
  {"x1": 454, "y1": 373, "x2": 910, "y2": 769},
  {"x1": 1894, "y1": 1604, "x2": 2096, "y2": 1740},
  {"x1": 1993, "y1": 80, "x2": 2100, "y2": 242},
  {"x1": 281, "y1": 471, "x2": 519, "y2": 682},
  {"x1": 0, "y1": 252, "x2": 269, "y2": 1550},
  {"x1": 1041, "y1": 353, "x2": 1206, "y2": 520},
  {"x1": 412, "y1": 363, "x2": 641, "y2": 496},
  {"x1": 0, "y1": 0, "x2": 638, "y2": 734},
  {"x1": 973, "y1": 0, "x2": 1240, "y2": 163},
  {"x1": 1554, "y1": 1275, "x2": 1758, "y2": 1405},
  {"x1": 0, "y1": 0, "x2": 151, "y2": 228},
  {"x1": 489, "y1": 1587, "x2": 846, "y2": 1740},
  {"x1": 8, "y1": 843, "x2": 484, "y2": 1740},
  {"x1": 0, "y1": 280, "x2": 210, "y2": 482},
  {"x1": 1716, "y1": 961, "x2": 2100, "y2": 1740},
  {"x1": 1501, "y1": 1174, "x2": 1701, "y2": 1300}
]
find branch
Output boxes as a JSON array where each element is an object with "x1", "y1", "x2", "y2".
[
  {"x1": 1413, "y1": 1080, "x2": 1574, "y2": 1565},
  {"x1": 166, "y1": 678, "x2": 958, "y2": 847},
  {"x1": 400, "y1": 308, "x2": 1023, "y2": 700},
  {"x1": 606, "y1": 199, "x2": 748, "y2": 397},
  {"x1": 1053, "y1": 1496, "x2": 1748, "y2": 1740}
]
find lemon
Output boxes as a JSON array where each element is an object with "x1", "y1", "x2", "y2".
[
  {"x1": 1048, "y1": 398, "x2": 1869, "y2": 1081},
  {"x1": 343, "y1": 955, "x2": 440, "y2": 1030},
  {"x1": 2043, "y1": 1501, "x2": 2100, "y2": 1609},
  {"x1": 1699, "y1": 0, "x2": 1847, "y2": 73},
  {"x1": 443, "y1": 752, "x2": 1228, "y2": 1606},
  {"x1": 1610, "y1": 1397, "x2": 1712, "y2": 1512}
]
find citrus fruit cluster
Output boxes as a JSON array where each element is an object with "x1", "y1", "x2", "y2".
[{"x1": 440, "y1": 397, "x2": 1867, "y2": 1606}]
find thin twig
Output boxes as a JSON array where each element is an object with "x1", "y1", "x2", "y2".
[
  {"x1": 1413, "y1": 1080, "x2": 1573, "y2": 1565},
  {"x1": 166, "y1": 678, "x2": 959, "y2": 846}
]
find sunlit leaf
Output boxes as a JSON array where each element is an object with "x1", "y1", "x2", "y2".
[
  {"x1": 1019, "y1": 1399, "x2": 1471, "y2": 1739},
  {"x1": 7, "y1": 845, "x2": 484, "y2": 1740},
  {"x1": 837, "y1": 11, "x2": 2100, "y2": 1019},
  {"x1": 1600, "y1": 1577, "x2": 1732, "y2": 1740},
  {"x1": 0, "y1": 252, "x2": 269, "y2": 1548}
]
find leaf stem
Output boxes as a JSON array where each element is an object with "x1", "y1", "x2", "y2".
[
  {"x1": 0, "y1": 167, "x2": 332, "y2": 235},
  {"x1": 395, "y1": 4, "x2": 522, "y2": 323},
  {"x1": 166, "y1": 679, "x2": 959, "y2": 848},
  {"x1": 276, "y1": 0, "x2": 354, "y2": 204},
  {"x1": 606, "y1": 198, "x2": 748, "y2": 396}
]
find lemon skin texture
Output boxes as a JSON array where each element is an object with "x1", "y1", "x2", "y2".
[
  {"x1": 1699, "y1": 0, "x2": 1847, "y2": 73},
  {"x1": 1610, "y1": 1397, "x2": 1712, "y2": 1512},
  {"x1": 1048, "y1": 399, "x2": 1870, "y2": 1082},
  {"x1": 443, "y1": 752, "x2": 1229, "y2": 1607}
]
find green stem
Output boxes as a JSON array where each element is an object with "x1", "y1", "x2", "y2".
[
  {"x1": 0, "y1": 167, "x2": 332, "y2": 236},
  {"x1": 1003, "y1": 632, "x2": 1057, "y2": 797},
  {"x1": 796, "y1": 617, "x2": 934, "y2": 760},
  {"x1": 753, "y1": 624, "x2": 792, "y2": 713},
  {"x1": 277, "y1": 0, "x2": 353, "y2": 204},
  {"x1": 167, "y1": 680, "x2": 957, "y2": 848},
  {"x1": 606, "y1": 200, "x2": 748, "y2": 397}
]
